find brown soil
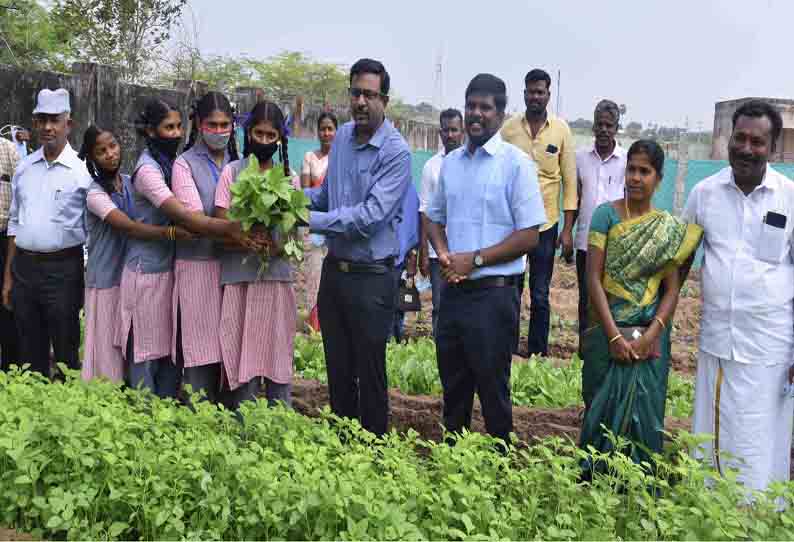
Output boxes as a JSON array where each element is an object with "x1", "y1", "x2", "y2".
[
  {"x1": 0, "y1": 528, "x2": 37, "y2": 541},
  {"x1": 296, "y1": 257, "x2": 703, "y2": 376},
  {"x1": 291, "y1": 378, "x2": 689, "y2": 445}
]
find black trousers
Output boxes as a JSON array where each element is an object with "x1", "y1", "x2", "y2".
[
  {"x1": 11, "y1": 251, "x2": 83, "y2": 376},
  {"x1": 516, "y1": 224, "x2": 558, "y2": 356},
  {"x1": 0, "y1": 232, "x2": 19, "y2": 370},
  {"x1": 575, "y1": 249, "x2": 589, "y2": 338},
  {"x1": 317, "y1": 259, "x2": 399, "y2": 436},
  {"x1": 436, "y1": 282, "x2": 518, "y2": 443}
]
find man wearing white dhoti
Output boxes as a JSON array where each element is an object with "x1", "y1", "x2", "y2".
[{"x1": 682, "y1": 100, "x2": 794, "y2": 493}]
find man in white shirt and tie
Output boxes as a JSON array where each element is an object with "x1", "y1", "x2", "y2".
[{"x1": 682, "y1": 99, "x2": 794, "y2": 492}]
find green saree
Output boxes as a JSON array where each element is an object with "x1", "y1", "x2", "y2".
[{"x1": 579, "y1": 203, "x2": 702, "y2": 471}]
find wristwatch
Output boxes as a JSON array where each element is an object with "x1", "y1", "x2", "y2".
[{"x1": 473, "y1": 250, "x2": 484, "y2": 268}]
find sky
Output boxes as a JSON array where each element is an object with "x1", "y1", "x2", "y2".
[{"x1": 189, "y1": 0, "x2": 788, "y2": 130}]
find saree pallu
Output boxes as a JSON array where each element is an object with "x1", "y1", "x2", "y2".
[{"x1": 580, "y1": 208, "x2": 702, "y2": 472}]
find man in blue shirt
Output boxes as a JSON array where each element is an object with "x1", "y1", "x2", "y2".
[
  {"x1": 3, "y1": 89, "x2": 91, "y2": 376},
  {"x1": 305, "y1": 58, "x2": 412, "y2": 436},
  {"x1": 389, "y1": 182, "x2": 420, "y2": 343},
  {"x1": 426, "y1": 74, "x2": 547, "y2": 445}
]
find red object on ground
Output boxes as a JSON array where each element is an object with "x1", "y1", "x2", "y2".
[{"x1": 308, "y1": 305, "x2": 321, "y2": 333}]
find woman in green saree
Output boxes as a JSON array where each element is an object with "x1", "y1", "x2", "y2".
[{"x1": 579, "y1": 139, "x2": 702, "y2": 473}]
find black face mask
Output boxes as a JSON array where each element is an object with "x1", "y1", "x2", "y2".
[
  {"x1": 151, "y1": 136, "x2": 181, "y2": 159},
  {"x1": 249, "y1": 141, "x2": 278, "y2": 164}
]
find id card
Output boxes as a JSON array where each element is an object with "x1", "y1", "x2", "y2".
[{"x1": 758, "y1": 211, "x2": 788, "y2": 263}]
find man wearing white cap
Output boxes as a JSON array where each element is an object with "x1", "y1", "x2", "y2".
[{"x1": 2, "y1": 88, "x2": 91, "y2": 376}]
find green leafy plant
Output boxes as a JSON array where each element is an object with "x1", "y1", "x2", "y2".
[
  {"x1": 295, "y1": 334, "x2": 695, "y2": 417},
  {"x1": 1, "y1": 369, "x2": 793, "y2": 540},
  {"x1": 227, "y1": 156, "x2": 310, "y2": 269}
]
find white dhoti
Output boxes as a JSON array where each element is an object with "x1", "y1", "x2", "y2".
[{"x1": 692, "y1": 351, "x2": 793, "y2": 492}]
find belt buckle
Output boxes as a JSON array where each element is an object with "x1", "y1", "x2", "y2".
[{"x1": 339, "y1": 261, "x2": 350, "y2": 273}]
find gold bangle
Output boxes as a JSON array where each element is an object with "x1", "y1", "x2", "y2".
[
  {"x1": 609, "y1": 333, "x2": 622, "y2": 344},
  {"x1": 655, "y1": 317, "x2": 666, "y2": 329}
]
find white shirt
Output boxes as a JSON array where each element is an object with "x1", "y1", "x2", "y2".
[
  {"x1": 8, "y1": 143, "x2": 91, "y2": 252},
  {"x1": 419, "y1": 150, "x2": 445, "y2": 259},
  {"x1": 574, "y1": 143, "x2": 626, "y2": 251},
  {"x1": 682, "y1": 165, "x2": 794, "y2": 366}
]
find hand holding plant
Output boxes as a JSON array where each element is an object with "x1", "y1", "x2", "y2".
[{"x1": 227, "y1": 155, "x2": 310, "y2": 271}]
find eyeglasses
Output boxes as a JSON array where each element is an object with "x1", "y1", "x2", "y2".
[{"x1": 348, "y1": 87, "x2": 384, "y2": 101}]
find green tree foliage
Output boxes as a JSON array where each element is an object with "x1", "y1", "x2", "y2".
[
  {"x1": 0, "y1": 0, "x2": 75, "y2": 70},
  {"x1": 247, "y1": 51, "x2": 348, "y2": 108},
  {"x1": 52, "y1": 0, "x2": 188, "y2": 83}
]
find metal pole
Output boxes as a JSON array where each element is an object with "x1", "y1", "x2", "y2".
[{"x1": 556, "y1": 69, "x2": 561, "y2": 116}]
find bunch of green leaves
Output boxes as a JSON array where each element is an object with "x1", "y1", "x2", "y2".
[
  {"x1": 227, "y1": 156, "x2": 310, "y2": 267},
  {"x1": 294, "y1": 334, "x2": 696, "y2": 417},
  {"x1": 1, "y1": 368, "x2": 793, "y2": 541}
]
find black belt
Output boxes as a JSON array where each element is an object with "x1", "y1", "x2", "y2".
[
  {"x1": 328, "y1": 256, "x2": 394, "y2": 274},
  {"x1": 450, "y1": 274, "x2": 521, "y2": 291},
  {"x1": 18, "y1": 245, "x2": 83, "y2": 262}
]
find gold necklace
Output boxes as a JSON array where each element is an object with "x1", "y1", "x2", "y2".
[{"x1": 624, "y1": 198, "x2": 631, "y2": 220}]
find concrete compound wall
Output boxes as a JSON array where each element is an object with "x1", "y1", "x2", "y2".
[{"x1": 0, "y1": 62, "x2": 439, "y2": 175}]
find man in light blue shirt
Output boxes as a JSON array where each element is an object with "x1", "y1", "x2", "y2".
[
  {"x1": 305, "y1": 58, "x2": 412, "y2": 436},
  {"x1": 426, "y1": 74, "x2": 547, "y2": 445},
  {"x1": 2, "y1": 88, "x2": 91, "y2": 376}
]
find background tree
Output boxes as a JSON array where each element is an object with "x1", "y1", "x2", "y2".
[
  {"x1": 0, "y1": 0, "x2": 75, "y2": 70},
  {"x1": 625, "y1": 121, "x2": 643, "y2": 137},
  {"x1": 53, "y1": 0, "x2": 188, "y2": 83},
  {"x1": 247, "y1": 51, "x2": 348, "y2": 109}
]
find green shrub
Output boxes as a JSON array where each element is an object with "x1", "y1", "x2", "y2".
[
  {"x1": 295, "y1": 334, "x2": 695, "y2": 417},
  {"x1": 1, "y1": 369, "x2": 791, "y2": 541}
]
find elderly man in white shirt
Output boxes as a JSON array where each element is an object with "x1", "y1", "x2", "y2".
[
  {"x1": 682, "y1": 100, "x2": 794, "y2": 493},
  {"x1": 418, "y1": 108, "x2": 465, "y2": 337},
  {"x1": 574, "y1": 99, "x2": 627, "y2": 339}
]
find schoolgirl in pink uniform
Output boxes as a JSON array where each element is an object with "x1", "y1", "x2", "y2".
[
  {"x1": 120, "y1": 98, "x2": 253, "y2": 398},
  {"x1": 79, "y1": 126, "x2": 191, "y2": 383},
  {"x1": 214, "y1": 101, "x2": 298, "y2": 408}
]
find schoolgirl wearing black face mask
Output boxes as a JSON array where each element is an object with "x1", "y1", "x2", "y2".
[
  {"x1": 121, "y1": 98, "x2": 255, "y2": 399},
  {"x1": 212, "y1": 100, "x2": 298, "y2": 409}
]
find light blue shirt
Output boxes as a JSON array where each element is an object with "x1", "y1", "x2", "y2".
[
  {"x1": 426, "y1": 132, "x2": 547, "y2": 279},
  {"x1": 8, "y1": 143, "x2": 91, "y2": 252},
  {"x1": 305, "y1": 119, "x2": 412, "y2": 263}
]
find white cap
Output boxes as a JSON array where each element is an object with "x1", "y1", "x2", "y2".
[{"x1": 32, "y1": 88, "x2": 71, "y2": 115}]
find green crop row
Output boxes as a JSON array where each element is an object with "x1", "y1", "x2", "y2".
[
  {"x1": 294, "y1": 334, "x2": 695, "y2": 418},
  {"x1": 1, "y1": 369, "x2": 793, "y2": 541}
]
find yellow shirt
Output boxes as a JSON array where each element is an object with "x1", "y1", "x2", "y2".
[{"x1": 500, "y1": 113, "x2": 577, "y2": 231}]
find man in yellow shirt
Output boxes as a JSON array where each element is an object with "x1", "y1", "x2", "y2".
[{"x1": 501, "y1": 69, "x2": 577, "y2": 357}]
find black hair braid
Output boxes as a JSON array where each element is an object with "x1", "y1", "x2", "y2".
[
  {"x1": 184, "y1": 102, "x2": 200, "y2": 153},
  {"x1": 280, "y1": 135, "x2": 290, "y2": 177},
  {"x1": 145, "y1": 138, "x2": 175, "y2": 188},
  {"x1": 227, "y1": 123, "x2": 240, "y2": 162}
]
